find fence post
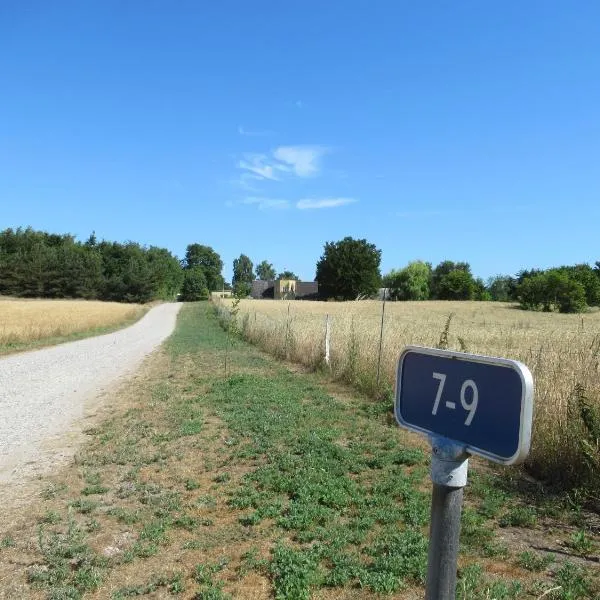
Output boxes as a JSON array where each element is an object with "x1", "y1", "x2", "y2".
[
  {"x1": 285, "y1": 302, "x2": 291, "y2": 358},
  {"x1": 376, "y1": 288, "x2": 387, "y2": 387},
  {"x1": 324, "y1": 314, "x2": 331, "y2": 366}
]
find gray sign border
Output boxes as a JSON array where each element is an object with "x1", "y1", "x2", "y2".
[{"x1": 395, "y1": 345, "x2": 534, "y2": 465}]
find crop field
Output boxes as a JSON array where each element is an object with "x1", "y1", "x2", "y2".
[
  {"x1": 219, "y1": 299, "x2": 600, "y2": 493},
  {"x1": 0, "y1": 298, "x2": 146, "y2": 352}
]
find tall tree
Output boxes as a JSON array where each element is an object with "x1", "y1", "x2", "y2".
[
  {"x1": 147, "y1": 246, "x2": 184, "y2": 300},
  {"x1": 232, "y1": 254, "x2": 254, "y2": 297},
  {"x1": 487, "y1": 275, "x2": 516, "y2": 302},
  {"x1": 316, "y1": 237, "x2": 381, "y2": 300},
  {"x1": 183, "y1": 244, "x2": 223, "y2": 291},
  {"x1": 180, "y1": 267, "x2": 209, "y2": 301},
  {"x1": 383, "y1": 261, "x2": 431, "y2": 300},
  {"x1": 430, "y1": 261, "x2": 475, "y2": 300},
  {"x1": 256, "y1": 260, "x2": 276, "y2": 281}
]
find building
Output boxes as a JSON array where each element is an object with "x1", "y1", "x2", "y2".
[{"x1": 250, "y1": 279, "x2": 319, "y2": 300}]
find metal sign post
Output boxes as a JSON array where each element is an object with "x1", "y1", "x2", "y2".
[{"x1": 394, "y1": 346, "x2": 534, "y2": 600}]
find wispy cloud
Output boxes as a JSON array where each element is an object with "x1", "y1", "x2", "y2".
[
  {"x1": 295, "y1": 100, "x2": 303, "y2": 109},
  {"x1": 236, "y1": 145, "x2": 328, "y2": 182},
  {"x1": 242, "y1": 197, "x2": 290, "y2": 210},
  {"x1": 273, "y1": 145, "x2": 328, "y2": 177},
  {"x1": 237, "y1": 153, "x2": 287, "y2": 181},
  {"x1": 296, "y1": 197, "x2": 357, "y2": 210},
  {"x1": 238, "y1": 125, "x2": 274, "y2": 137}
]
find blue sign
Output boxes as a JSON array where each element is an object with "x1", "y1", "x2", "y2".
[{"x1": 395, "y1": 346, "x2": 534, "y2": 465}]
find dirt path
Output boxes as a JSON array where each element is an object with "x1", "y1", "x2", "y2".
[{"x1": 0, "y1": 302, "x2": 182, "y2": 511}]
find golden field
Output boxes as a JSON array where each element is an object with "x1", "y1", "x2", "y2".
[
  {"x1": 0, "y1": 298, "x2": 146, "y2": 350},
  {"x1": 219, "y1": 298, "x2": 600, "y2": 490}
]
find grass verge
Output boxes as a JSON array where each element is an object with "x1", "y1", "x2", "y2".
[{"x1": 0, "y1": 302, "x2": 598, "y2": 599}]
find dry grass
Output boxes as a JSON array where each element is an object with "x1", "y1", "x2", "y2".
[
  {"x1": 221, "y1": 299, "x2": 600, "y2": 492},
  {"x1": 0, "y1": 298, "x2": 146, "y2": 350}
]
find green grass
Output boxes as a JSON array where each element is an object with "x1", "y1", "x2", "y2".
[{"x1": 11, "y1": 302, "x2": 599, "y2": 599}]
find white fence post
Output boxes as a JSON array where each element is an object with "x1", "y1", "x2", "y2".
[{"x1": 325, "y1": 314, "x2": 331, "y2": 366}]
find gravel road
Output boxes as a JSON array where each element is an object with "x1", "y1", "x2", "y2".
[{"x1": 0, "y1": 303, "x2": 182, "y2": 489}]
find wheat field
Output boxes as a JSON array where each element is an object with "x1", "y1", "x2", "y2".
[
  {"x1": 221, "y1": 298, "x2": 600, "y2": 490},
  {"x1": 0, "y1": 298, "x2": 146, "y2": 349}
]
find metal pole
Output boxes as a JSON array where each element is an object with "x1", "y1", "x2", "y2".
[
  {"x1": 376, "y1": 288, "x2": 387, "y2": 386},
  {"x1": 426, "y1": 437, "x2": 469, "y2": 600}
]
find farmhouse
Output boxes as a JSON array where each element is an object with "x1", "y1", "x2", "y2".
[{"x1": 251, "y1": 279, "x2": 319, "y2": 300}]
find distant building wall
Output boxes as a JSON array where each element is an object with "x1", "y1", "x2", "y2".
[
  {"x1": 251, "y1": 280, "x2": 273, "y2": 299},
  {"x1": 251, "y1": 280, "x2": 319, "y2": 300},
  {"x1": 296, "y1": 281, "x2": 319, "y2": 299}
]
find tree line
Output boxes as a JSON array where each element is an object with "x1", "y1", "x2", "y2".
[
  {"x1": 2, "y1": 228, "x2": 598, "y2": 313},
  {"x1": 312, "y1": 237, "x2": 600, "y2": 313},
  {"x1": 0, "y1": 227, "x2": 185, "y2": 303}
]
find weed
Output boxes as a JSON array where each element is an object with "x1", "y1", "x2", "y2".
[
  {"x1": 106, "y1": 507, "x2": 140, "y2": 524},
  {"x1": 457, "y1": 564, "x2": 522, "y2": 599},
  {"x1": 552, "y1": 562, "x2": 594, "y2": 599},
  {"x1": 516, "y1": 550, "x2": 554, "y2": 571},
  {"x1": 1, "y1": 535, "x2": 16, "y2": 548},
  {"x1": 29, "y1": 517, "x2": 104, "y2": 595},
  {"x1": 499, "y1": 505, "x2": 538, "y2": 528},
  {"x1": 567, "y1": 530, "x2": 596, "y2": 557},
  {"x1": 437, "y1": 313, "x2": 453, "y2": 350},
  {"x1": 41, "y1": 483, "x2": 68, "y2": 500},
  {"x1": 213, "y1": 471, "x2": 231, "y2": 483},
  {"x1": 270, "y1": 543, "x2": 321, "y2": 600},
  {"x1": 81, "y1": 485, "x2": 109, "y2": 496},
  {"x1": 69, "y1": 499, "x2": 98, "y2": 515},
  {"x1": 40, "y1": 510, "x2": 62, "y2": 524},
  {"x1": 112, "y1": 572, "x2": 186, "y2": 598}
]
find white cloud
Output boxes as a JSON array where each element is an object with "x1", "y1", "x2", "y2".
[
  {"x1": 296, "y1": 197, "x2": 357, "y2": 210},
  {"x1": 238, "y1": 125, "x2": 274, "y2": 136},
  {"x1": 236, "y1": 145, "x2": 328, "y2": 182},
  {"x1": 242, "y1": 197, "x2": 290, "y2": 210},
  {"x1": 273, "y1": 145, "x2": 327, "y2": 177},
  {"x1": 237, "y1": 153, "x2": 288, "y2": 181}
]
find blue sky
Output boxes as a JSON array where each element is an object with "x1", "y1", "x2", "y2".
[{"x1": 1, "y1": 2, "x2": 599, "y2": 283}]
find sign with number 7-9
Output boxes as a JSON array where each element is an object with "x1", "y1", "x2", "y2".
[{"x1": 395, "y1": 346, "x2": 534, "y2": 465}]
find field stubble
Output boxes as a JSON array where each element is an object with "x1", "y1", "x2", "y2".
[
  {"x1": 0, "y1": 298, "x2": 146, "y2": 351},
  {"x1": 220, "y1": 299, "x2": 600, "y2": 494}
]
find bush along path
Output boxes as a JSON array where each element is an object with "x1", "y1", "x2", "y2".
[{"x1": 1, "y1": 302, "x2": 598, "y2": 599}]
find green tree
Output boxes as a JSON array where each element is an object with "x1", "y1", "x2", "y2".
[
  {"x1": 316, "y1": 237, "x2": 381, "y2": 300},
  {"x1": 473, "y1": 277, "x2": 491, "y2": 301},
  {"x1": 180, "y1": 266, "x2": 209, "y2": 301},
  {"x1": 437, "y1": 269, "x2": 476, "y2": 300},
  {"x1": 544, "y1": 270, "x2": 587, "y2": 313},
  {"x1": 517, "y1": 270, "x2": 587, "y2": 313},
  {"x1": 0, "y1": 227, "x2": 182, "y2": 303},
  {"x1": 183, "y1": 244, "x2": 223, "y2": 291},
  {"x1": 560, "y1": 264, "x2": 600, "y2": 306},
  {"x1": 487, "y1": 275, "x2": 516, "y2": 302},
  {"x1": 277, "y1": 270, "x2": 299, "y2": 280},
  {"x1": 232, "y1": 254, "x2": 254, "y2": 298},
  {"x1": 431, "y1": 261, "x2": 476, "y2": 300},
  {"x1": 383, "y1": 261, "x2": 431, "y2": 300},
  {"x1": 256, "y1": 260, "x2": 276, "y2": 281},
  {"x1": 147, "y1": 246, "x2": 184, "y2": 300}
]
